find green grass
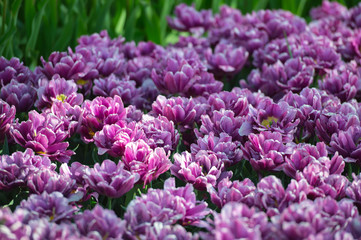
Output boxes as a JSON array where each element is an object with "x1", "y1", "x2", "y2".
[{"x1": 0, "y1": 0, "x2": 360, "y2": 69}]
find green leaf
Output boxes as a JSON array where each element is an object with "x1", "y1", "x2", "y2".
[
  {"x1": 253, "y1": 0, "x2": 269, "y2": 11},
  {"x1": 296, "y1": 0, "x2": 307, "y2": 16},
  {"x1": 115, "y1": 8, "x2": 127, "y2": 35},
  {"x1": 2, "y1": 135, "x2": 9, "y2": 155},
  {"x1": 25, "y1": 0, "x2": 49, "y2": 59}
]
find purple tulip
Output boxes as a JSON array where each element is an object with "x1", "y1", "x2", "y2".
[
  {"x1": 0, "y1": 149, "x2": 55, "y2": 190},
  {"x1": 319, "y1": 64, "x2": 360, "y2": 102},
  {"x1": 252, "y1": 38, "x2": 291, "y2": 68},
  {"x1": 11, "y1": 111, "x2": 74, "y2": 163},
  {"x1": 37, "y1": 49, "x2": 98, "y2": 89},
  {"x1": 151, "y1": 50, "x2": 214, "y2": 97},
  {"x1": 191, "y1": 132, "x2": 243, "y2": 167},
  {"x1": 151, "y1": 95, "x2": 201, "y2": 130},
  {"x1": 83, "y1": 159, "x2": 139, "y2": 198},
  {"x1": 35, "y1": 74, "x2": 83, "y2": 110},
  {"x1": 206, "y1": 42, "x2": 248, "y2": 77},
  {"x1": 125, "y1": 56, "x2": 154, "y2": 85},
  {"x1": 131, "y1": 79, "x2": 160, "y2": 111},
  {"x1": 255, "y1": 176, "x2": 285, "y2": 216},
  {"x1": 79, "y1": 95, "x2": 126, "y2": 143},
  {"x1": 0, "y1": 57, "x2": 36, "y2": 86},
  {"x1": 94, "y1": 122, "x2": 145, "y2": 157},
  {"x1": 187, "y1": 72, "x2": 223, "y2": 98},
  {"x1": 251, "y1": 99, "x2": 300, "y2": 142},
  {"x1": 272, "y1": 197, "x2": 358, "y2": 239},
  {"x1": 19, "y1": 191, "x2": 77, "y2": 223},
  {"x1": 0, "y1": 79, "x2": 37, "y2": 113},
  {"x1": 284, "y1": 142, "x2": 344, "y2": 178},
  {"x1": 207, "y1": 177, "x2": 256, "y2": 208},
  {"x1": 242, "y1": 131, "x2": 293, "y2": 172},
  {"x1": 45, "y1": 101, "x2": 83, "y2": 137},
  {"x1": 122, "y1": 139, "x2": 171, "y2": 186},
  {"x1": 167, "y1": 3, "x2": 213, "y2": 34},
  {"x1": 346, "y1": 173, "x2": 361, "y2": 203},
  {"x1": 75, "y1": 205, "x2": 126, "y2": 239},
  {"x1": 27, "y1": 167, "x2": 77, "y2": 197},
  {"x1": 139, "y1": 115, "x2": 179, "y2": 153},
  {"x1": 196, "y1": 109, "x2": 252, "y2": 142},
  {"x1": 310, "y1": 0, "x2": 348, "y2": 20},
  {"x1": 27, "y1": 219, "x2": 81, "y2": 240},
  {"x1": 76, "y1": 31, "x2": 125, "y2": 77},
  {"x1": 349, "y1": 3, "x2": 361, "y2": 29},
  {"x1": 203, "y1": 202, "x2": 269, "y2": 240},
  {"x1": 207, "y1": 91, "x2": 249, "y2": 117},
  {"x1": 0, "y1": 207, "x2": 30, "y2": 240},
  {"x1": 329, "y1": 125, "x2": 361, "y2": 163},
  {"x1": 77, "y1": 30, "x2": 124, "y2": 49},
  {"x1": 124, "y1": 105, "x2": 143, "y2": 123},
  {"x1": 316, "y1": 101, "x2": 359, "y2": 144},
  {"x1": 246, "y1": 9, "x2": 306, "y2": 40},
  {"x1": 244, "y1": 58, "x2": 314, "y2": 99},
  {"x1": 281, "y1": 87, "x2": 340, "y2": 141},
  {"x1": 92, "y1": 74, "x2": 138, "y2": 106},
  {"x1": 124, "y1": 177, "x2": 209, "y2": 236},
  {"x1": 170, "y1": 150, "x2": 231, "y2": 190},
  {"x1": 0, "y1": 99, "x2": 16, "y2": 143},
  {"x1": 143, "y1": 222, "x2": 197, "y2": 240}
]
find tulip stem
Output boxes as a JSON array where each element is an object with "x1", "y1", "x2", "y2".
[{"x1": 107, "y1": 198, "x2": 112, "y2": 210}]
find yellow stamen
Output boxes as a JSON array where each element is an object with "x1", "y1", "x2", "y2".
[
  {"x1": 56, "y1": 94, "x2": 67, "y2": 102},
  {"x1": 261, "y1": 116, "x2": 278, "y2": 128},
  {"x1": 77, "y1": 79, "x2": 88, "y2": 85}
]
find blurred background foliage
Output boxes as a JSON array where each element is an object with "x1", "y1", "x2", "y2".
[{"x1": 0, "y1": 0, "x2": 360, "y2": 69}]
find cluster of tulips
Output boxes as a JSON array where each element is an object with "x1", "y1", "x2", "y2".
[{"x1": 2, "y1": 1, "x2": 361, "y2": 239}]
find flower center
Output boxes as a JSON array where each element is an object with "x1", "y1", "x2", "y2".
[
  {"x1": 77, "y1": 79, "x2": 88, "y2": 85},
  {"x1": 261, "y1": 116, "x2": 278, "y2": 128},
  {"x1": 56, "y1": 94, "x2": 67, "y2": 102}
]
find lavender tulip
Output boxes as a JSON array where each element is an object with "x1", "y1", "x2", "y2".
[
  {"x1": 0, "y1": 99, "x2": 16, "y2": 143},
  {"x1": 203, "y1": 202, "x2": 269, "y2": 240},
  {"x1": 92, "y1": 75, "x2": 138, "y2": 106},
  {"x1": 167, "y1": 3, "x2": 213, "y2": 34},
  {"x1": 79, "y1": 95, "x2": 126, "y2": 143},
  {"x1": 0, "y1": 79, "x2": 36, "y2": 112},
  {"x1": 27, "y1": 167, "x2": 77, "y2": 197},
  {"x1": 83, "y1": 159, "x2": 139, "y2": 198},
  {"x1": 139, "y1": 114, "x2": 179, "y2": 153},
  {"x1": 19, "y1": 191, "x2": 76, "y2": 223},
  {"x1": 207, "y1": 177, "x2": 256, "y2": 208},
  {"x1": 75, "y1": 204, "x2": 126, "y2": 239},
  {"x1": 0, "y1": 149, "x2": 55, "y2": 190},
  {"x1": 93, "y1": 122, "x2": 145, "y2": 157},
  {"x1": 11, "y1": 110, "x2": 74, "y2": 163},
  {"x1": 124, "y1": 178, "x2": 209, "y2": 237},
  {"x1": 35, "y1": 74, "x2": 83, "y2": 110},
  {"x1": 242, "y1": 131, "x2": 293, "y2": 172},
  {"x1": 170, "y1": 150, "x2": 231, "y2": 190},
  {"x1": 206, "y1": 42, "x2": 248, "y2": 77},
  {"x1": 123, "y1": 140, "x2": 171, "y2": 186},
  {"x1": 191, "y1": 132, "x2": 243, "y2": 167}
]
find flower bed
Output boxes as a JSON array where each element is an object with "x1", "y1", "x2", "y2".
[{"x1": 1, "y1": 1, "x2": 361, "y2": 239}]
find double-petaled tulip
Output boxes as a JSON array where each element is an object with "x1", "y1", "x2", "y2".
[
  {"x1": 11, "y1": 111, "x2": 74, "y2": 163},
  {"x1": 80, "y1": 95, "x2": 126, "y2": 143},
  {"x1": 0, "y1": 99, "x2": 15, "y2": 143},
  {"x1": 35, "y1": 74, "x2": 83, "y2": 110},
  {"x1": 83, "y1": 160, "x2": 139, "y2": 198},
  {"x1": 0, "y1": 149, "x2": 55, "y2": 190},
  {"x1": 19, "y1": 191, "x2": 76, "y2": 223},
  {"x1": 122, "y1": 139, "x2": 171, "y2": 186},
  {"x1": 75, "y1": 205, "x2": 126, "y2": 239}
]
